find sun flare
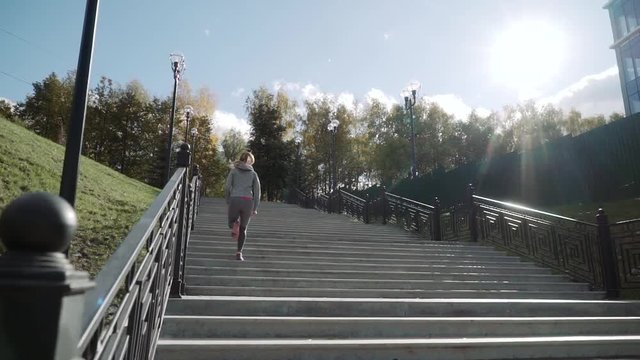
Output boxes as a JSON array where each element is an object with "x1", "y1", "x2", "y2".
[{"x1": 490, "y1": 21, "x2": 566, "y2": 99}]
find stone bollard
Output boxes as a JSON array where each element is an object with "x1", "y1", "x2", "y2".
[{"x1": 0, "y1": 192, "x2": 94, "y2": 360}]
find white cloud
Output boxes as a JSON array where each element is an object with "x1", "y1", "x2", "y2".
[
  {"x1": 231, "y1": 87, "x2": 245, "y2": 97},
  {"x1": 538, "y1": 66, "x2": 624, "y2": 116},
  {"x1": 422, "y1": 94, "x2": 491, "y2": 120},
  {"x1": 383, "y1": 33, "x2": 390, "y2": 40},
  {"x1": 337, "y1": 92, "x2": 356, "y2": 111},
  {"x1": 301, "y1": 83, "x2": 323, "y2": 101},
  {"x1": 273, "y1": 80, "x2": 303, "y2": 94},
  {"x1": 265, "y1": 81, "x2": 492, "y2": 121},
  {"x1": 365, "y1": 88, "x2": 397, "y2": 110},
  {"x1": 212, "y1": 110, "x2": 250, "y2": 139},
  {"x1": 204, "y1": 29, "x2": 210, "y2": 37},
  {"x1": 0, "y1": 97, "x2": 16, "y2": 107}
]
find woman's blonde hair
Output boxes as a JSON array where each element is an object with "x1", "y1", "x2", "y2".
[{"x1": 239, "y1": 151, "x2": 255, "y2": 164}]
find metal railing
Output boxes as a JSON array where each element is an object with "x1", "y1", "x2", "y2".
[
  {"x1": 292, "y1": 184, "x2": 640, "y2": 298},
  {"x1": 473, "y1": 195, "x2": 606, "y2": 291},
  {"x1": 383, "y1": 192, "x2": 440, "y2": 241},
  {"x1": 337, "y1": 190, "x2": 369, "y2": 223},
  {"x1": 0, "y1": 145, "x2": 202, "y2": 359},
  {"x1": 610, "y1": 218, "x2": 640, "y2": 291}
]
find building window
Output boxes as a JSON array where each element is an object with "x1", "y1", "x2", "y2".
[
  {"x1": 624, "y1": 0, "x2": 638, "y2": 32},
  {"x1": 615, "y1": 3, "x2": 629, "y2": 39},
  {"x1": 630, "y1": 93, "x2": 640, "y2": 113}
]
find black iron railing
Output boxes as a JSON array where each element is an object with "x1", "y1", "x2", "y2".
[
  {"x1": 383, "y1": 192, "x2": 440, "y2": 241},
  {"x1": 292, "y1": 184, "x2": 640, "y2": 297},
  {"x1": 610, "y1": 218, "x2": 640, "y2": 291},
  {"x1": 337, "y1": 190, "x2": 369, "y2": 223},
  {"x1": 290, "y1": 188, "x2": 314, "y2": 209},
  {"x1": 0, "y1": 145, "x2": 202, "y2": 359},
  {"x1": 315, "y1": 193, "x2": 330, "y2": 213},
  {"x1": 473, "y1": 195, "x2": 605, "y2": 290}
]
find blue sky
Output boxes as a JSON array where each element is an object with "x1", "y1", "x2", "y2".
[{"x1": 0, "y1": 0, "x2": 623, "y2": 136}]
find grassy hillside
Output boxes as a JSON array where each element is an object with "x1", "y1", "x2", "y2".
[{"x1": 0, "y1": 117, "x2": 159, "y2": 276}]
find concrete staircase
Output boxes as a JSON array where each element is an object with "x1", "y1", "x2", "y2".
[{"x1": 155, "y1": 198, "x2": 640, "y2": 360}]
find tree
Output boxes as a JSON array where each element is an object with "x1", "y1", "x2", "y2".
[
  {"x1": 246, "y1": 87, "x2": 294, "y2": 201},
  {"x1": 221, "y1": 129, "x2": 247, "y2": 163},
  {"x1": 17, "y1": 72, "x2": 74, "y2": 144},
  {"x1": 85, "y1": 76, "x2": 116, "y2": 164},
  {"x1": 0, "y1": 99, "x2": 14, "y2": 120}
]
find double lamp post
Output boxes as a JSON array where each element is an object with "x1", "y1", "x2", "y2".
[
  {"x1": 401, "y1": 81, "x2": 421, "y2": 179},
  {"x1": 165, "y1": 53, "x2": 186, "y2": 184}
]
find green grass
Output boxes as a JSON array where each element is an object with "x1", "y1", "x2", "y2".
[
  {"x1": 545, "y1": 198, "x2": 640, "y2": 224},
  {"x1": 0, "y1": 117, "x2": 159, "y2": 276}
]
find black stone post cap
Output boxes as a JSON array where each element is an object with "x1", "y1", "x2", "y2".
[{"x1": 0, "y1": 192, "x2": 77, "y2": 253}]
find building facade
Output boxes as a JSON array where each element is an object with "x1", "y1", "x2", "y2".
[{"x1": 605, "y1": 0, "x2": 640, "y2": 115}]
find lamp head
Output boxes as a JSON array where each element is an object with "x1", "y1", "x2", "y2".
[
  {"x1": 184, "y1": 105, "x2": 194, "y2": 118},
  {"x1": 327, "y1": 119, "x2": 340, "y2": 132},
  {"x1": 408, "y1": 80, "x2": 421, "y2": 93},
  {"x1": 169, "y1": 53, "x2": 186, "y2": 75}
]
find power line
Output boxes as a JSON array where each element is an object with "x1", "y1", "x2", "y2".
[
  {"x1": 0, "y1": 71, "x2": 31, "y2": 85},
  {"x1": 0, "y1": 26, "x2": 54, "y2": 55}
]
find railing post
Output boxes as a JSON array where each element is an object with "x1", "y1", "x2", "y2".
[
  {"x1": 171, "y1": 143, "x2": 191, "y2": 297},
  {"x1": 0, "y1": 192, "x2": 94, "y2": 360},
  {"x1": 191, "y1": 165, "x2": 200, "y2": 230},
  {"x1": 364, "y1": 193, "x2": 371, "y2": 224},
  {"x1": 381, "y1": 186, "x2": 388, "y2": 225},
  {"x1": 466, "y1": 184, "x2": 478, "y2": 242},
  {"x1": 596, "y1": 208, "x2": 620, "y2": 298},
  {"x1": 433, "y1": 197, "x2": 442, "y2": 241}
]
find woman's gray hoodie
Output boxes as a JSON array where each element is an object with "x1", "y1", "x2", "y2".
[{"x1": 224, "y1": 161, "x2": 261, "y2": 211}]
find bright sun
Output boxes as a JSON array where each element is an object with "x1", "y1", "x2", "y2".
[{"x1": 490, "y1": 21, "x2": 566, "y2": 99}]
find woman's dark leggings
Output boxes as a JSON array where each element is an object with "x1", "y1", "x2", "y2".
[
  {"x1": 228, "y1": 197, "x2": 253, "y2": 252},
  {"x1": 237, "y1": 225, "x2": 247, "y2": 252}
]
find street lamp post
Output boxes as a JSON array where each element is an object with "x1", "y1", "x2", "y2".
[
  {"x1": 190, "y1": 127, "x2": 198, "y2": 169},
  {"x1": 59, "y1": 0, "x2": 100, "y2": 209},
  {"x1": 183, "y1": 105, "x2": 194, "y2": 142},
  {"x1": 317, "y1": 163, "x2": 325, "y2": 194},
  {"x1": 327, "y1": 119, "x2": 340, "y2": 193},
  {"x1": 401, "y1": 81, "x2": 421, "y2": 178},
  {"x1": 294, "y1": 135, "x2": 302, "y2": 188},
  {"x1": 164, "y1": 53, "x2": 186, "y2": 184}
]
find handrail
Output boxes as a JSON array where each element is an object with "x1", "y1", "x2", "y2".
[
  {"x1": 386, "y1": 192, "x2": 435, "y2": 211},
  {"x1": 80, "y1": 168, "x2": 184, "y2": 341},
  {"x1": 76, "y1": 146, "x2": 202, "y2": 358},
  {"x1": 338, "y1": 189, "x2": 368, "y2": 223},
  {"x1": 473, "y1": 195, "x2": 595, "y2": 226},
  {"x1": 0, "y1": 145, "x2": 203, "y2": 359},
  {"x1": 339, "y1": 189, "x2": 365, "y2": 203}
]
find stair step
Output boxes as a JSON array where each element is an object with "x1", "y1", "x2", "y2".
[
  {"x1": 160, "y1": 315, "x2": 640, "y2": 339},
  {"x1": 189, "y1": 238, "x2": 501, "y2": 253},
  {"x1": 185, "y1": 258, "x2": 551, "y2": 273},
  {"x1": 185, "y1": 285, "x2": 602, "y2": 299},
  {"x1": 165, "y1": 297, "x2": 633, "y2": 317},
  {"x1": 185, "y1": 265, "x2": 569, "y2": 281},
  {"x1": 186, "y1": 252, "x2": 527, "y2": 266},
  {"x1": 184, "y1": 275, "x2": 590, "y2": 291},
  {"x1": 155, "y1": 336, "x2": 640, "y2": 360}
]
